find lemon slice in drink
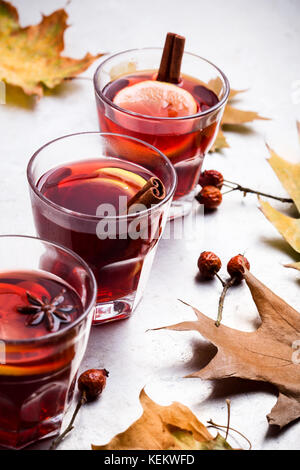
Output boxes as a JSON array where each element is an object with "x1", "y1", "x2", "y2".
[
  {"x1": 97, "y1": 167, "x2": 147, "y2": 194},
  {"x1": 113, "y1": 80, "x2": 198, "y2": 118}
]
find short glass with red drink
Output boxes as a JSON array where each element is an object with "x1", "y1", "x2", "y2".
[
  {"x1": 27, "y1": 132, "x2": 177, "y2": 324},
  {"x1": 0, "y1": 235, "x2": 96, "y2": 449},
  {"x1": 94, "y1": 48, "x2": 230, "y2": 217}
]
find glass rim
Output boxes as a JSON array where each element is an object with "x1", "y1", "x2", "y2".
[
  {"x1": 27, "y1": 131, "x2": 177, "y2": 222},
  {"x1": 93, "y1": 47, "x2": 230, "y2": 121},
  {"x1": 0, "y1": 234, "x2": 97, "y2": 345}
]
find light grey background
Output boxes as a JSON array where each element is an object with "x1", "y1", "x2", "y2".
[{"x1": 0, "y1": 0, "x2": 300, "y2": 451}]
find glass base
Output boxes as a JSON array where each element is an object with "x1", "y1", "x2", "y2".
[
  {"x1": 92, "y1": 247, "x2": 157, "y2": 325},
  {"x1": 168, "y1": 188, "x2": 198, "y2": 220},
  {"x1": 0, "y1": 414, "x2": 62, "y2": 450},
  {"x1": 92, "y1": 297, "x2": 133, "y2": 325}
]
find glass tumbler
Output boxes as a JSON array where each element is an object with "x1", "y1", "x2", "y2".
[
  {"x1": 0, "y1": 235, "x2": 96, "y2": 449},
  {"x1": 94, "y1": 48, "x2": 230, "y2": 217},
  {"x1": 27, "y1": 132, "x2": 177, "y2": 324}
]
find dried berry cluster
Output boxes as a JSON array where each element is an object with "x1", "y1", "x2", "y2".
[
  {"x1": 198, "y1": 251, "x2": 250, "y2": 283},
  {"x1": 198, "y1": 251, "x2": 250, "y2": 327},
  {"x1": 196, "y1": 169, "x2": 293, "y2": 209},
  {"x1": 196, "y1": 170, "x2": 224, "y2": 209}
]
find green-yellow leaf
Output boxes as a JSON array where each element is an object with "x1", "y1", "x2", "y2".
[
  {"x1": 0, "y1": 0, "x2": 18, "y2": 34},
  {"x1": 260, "y1": 145, "x2": 300, "y2": 267},
  {"x1": 260, "y1": 199, "x2": 300, "y2": 254},
  {"x1": 172, "y1": 429, "x2": 232, "y2": 450},
  {"x1": 267, "y1": 146, "x2": 300, "y2": 212},
  {"x1": 0, "y1": 1, "x2": 103, "y2": 97}
]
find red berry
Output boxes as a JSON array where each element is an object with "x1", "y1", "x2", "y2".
[
  {"x1": 198, "y1": 251, "x2": 222, "y2": 279},
  {"x1": 78, "y1": 368, "x2": 109, "y2": 401},
  {"x1": 196, "y1": 186, "x2": 223, "y2": 209},
  {"x1": 199, "y1": 170, "x2": 224, "y2": 189},
  {"x1": 227, "y1": 255, "x2": 250, "y2": 282}
]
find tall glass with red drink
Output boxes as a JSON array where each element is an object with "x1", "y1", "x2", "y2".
[{"x1": 94, "y1": 48, "x2": 229, "y2": 217}]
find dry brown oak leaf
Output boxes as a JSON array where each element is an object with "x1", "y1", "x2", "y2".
[
  {"x1": 0, "y1": 1, "x2": 103, "y2": 96},
  {"x1": 156, "y1": 267, "x2": 300, "y2": 428}
]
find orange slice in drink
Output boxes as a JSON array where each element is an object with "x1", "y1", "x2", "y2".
[
  {"x1": 97, "y1": 167, "x2": 146, "y2": 188},
  {"x1": 113, "y1": 80, "x2": 198, "y2": 118},
  {"x1": 96, "y1": 167, "x2": 147, "y2": 196}
]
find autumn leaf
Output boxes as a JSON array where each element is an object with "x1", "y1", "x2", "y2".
[
  {"x1": 0, "y1": 1, "x2": 103, "y2": 97},
  {"x1": 210, "y1": 128, "x2": 229, "y2": 152},
  {"x1": 208, "y1": 78, "x2": 268, "y2": 151},
  {"x1": 155, "y1": 267, "x2": 300, "y2": 428},
  {"x1": 92, "y1": 389, "x2": 231, "y2": 450},
  {"x1": 285, "y1": 262, "x2": 300, "y2": 271},
  {"x1": 260, "y1": 144, "x2": 300, "y2": 271},
  {"x1": 222, "y1": 104, "x2": 266, "y2": 126}
]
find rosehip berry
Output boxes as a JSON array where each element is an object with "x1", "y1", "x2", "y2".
[
  {"x1": 198, "y1": 251, "x2": 222, "y2": 279},
  {"x1": 199, "y1": 170, "x2": 224, "y2": 189},
  {"x1": 78, "y1": 368, "x2": 109, "y2": 401},
  {"x1": 196, "y1": 186, "x2": 223, "y2": 209},
  {"x1": 227, "y1": 255, "x2": 250, "y2": 282}
]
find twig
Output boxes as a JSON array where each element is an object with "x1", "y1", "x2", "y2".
[
  {"x1": 207, "y1": 419, "x2": 252, "y2": 450},
  {"x1": 208, "y1": 398, "x2": 251, "y2": 449},
  {"x1": 223, "y1": 181, "x2": 293, "y2": 203},
  {"x1": 215, "y1": 277, "x2": 236, "y2": 327},
  {"x1": 222, "y1": 187, "x2": 239, "y2": 196},
  {"x1": 215, "y1": 272, "x2": 226, "y2": 288},
  {"x1": 225, "y1": 399, "x2": 231, "y2": 440},
  {"x1": 49, "y1": 392, "x2": 87, "y2": 450}
]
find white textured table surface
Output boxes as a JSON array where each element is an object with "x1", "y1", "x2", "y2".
[{"x1": 1, "y1": 0, "x2": 300, "y2": 451}]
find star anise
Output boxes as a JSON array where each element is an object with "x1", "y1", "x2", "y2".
[{"x1": 17, "y1": 289, "x2": 74, "y2": 332}]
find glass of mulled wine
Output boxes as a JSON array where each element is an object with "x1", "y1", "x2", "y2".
[
  {"x1": 94, "y1": 48, "x2": 230, "y2": 217},
  {"x1": 0, "y1": 235, "x2": 96, "y2": 449},
  {"x1": 27, "y1": 132, "x2": 177, "y2": 324}
]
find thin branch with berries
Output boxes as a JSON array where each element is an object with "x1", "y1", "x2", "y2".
[
  {"x1": 222, "y1": 180, "x2": 293, "y2": 203},
  {"x1": 198, "y1": 252, "x2": 250, "y2": 327},
  {"x1": 197, "y1": 170, "x2": 293, "y2": 209},
  {"x1": 49, "y1": 368, "x2": 109, "y2": 450}
]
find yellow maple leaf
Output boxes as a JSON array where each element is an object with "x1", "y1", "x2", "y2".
[
  {"x1": 210, "y1": 128, "x2": 229, "y2": 152},
  {"x1": 0, "y1": 1, "x2": 103, "y2": 97},
  {"x1": 208, "y1": 78, "x2": 268, "y2": 151},
  {"x1": 222, "y1": 104, "x2": 266, "y2": 126},
  {"x1": 92, "y1": 389, "x2": 231, "y2": 450},
  {"x1": 260, "y1": 144, "x2": 300, "y2": 271}
]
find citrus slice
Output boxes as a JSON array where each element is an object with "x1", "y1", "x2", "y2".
[
  {"x1": 113, "y1": 80, "x2": 198, "y2": 118},
  {"x1": 97, "y1": 167, "x2": 147, "y2": 191}
]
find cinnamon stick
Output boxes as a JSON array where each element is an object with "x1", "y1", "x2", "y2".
[
  {"x1": 127, "y1": 177, "x2": 166, "y2": 212},
  {"x1": 157, "y1": 32, "x2": 185, "y2": 84}
]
